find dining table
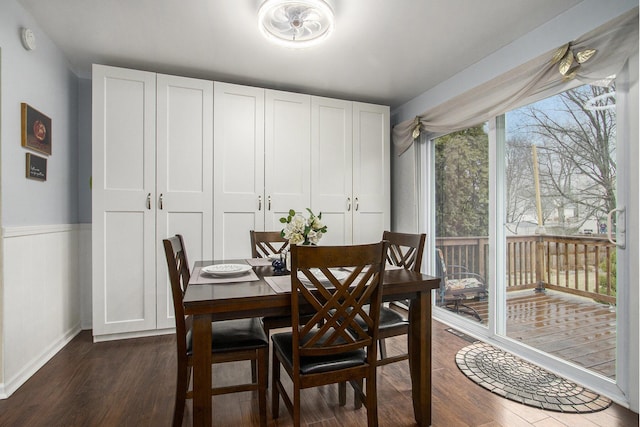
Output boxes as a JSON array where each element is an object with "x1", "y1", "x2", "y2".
[{"x1": 183, "y1": 259, "x2": 440, "y2": 427}]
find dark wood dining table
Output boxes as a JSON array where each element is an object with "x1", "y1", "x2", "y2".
[{"x1": 183, "y1": 260, "x2": 440, "y2": 427}]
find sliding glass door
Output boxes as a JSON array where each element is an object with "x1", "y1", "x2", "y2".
[{"x1": 503, "y1": 82, "x2": 619, "y2": 380}]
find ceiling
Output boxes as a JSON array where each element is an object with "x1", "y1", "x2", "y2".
[{"x1": 18, "y1": 0, "x2": 583, "y2": 109}]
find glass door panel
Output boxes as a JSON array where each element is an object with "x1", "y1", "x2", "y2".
[
  {"x1": 434, "y1": 124, "x2": 490, "y2": 324},
  {"x1": 503, "y1": 83, "x2": 617, "y2": 379}
]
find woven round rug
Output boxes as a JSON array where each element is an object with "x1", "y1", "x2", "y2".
[{"x1": 455, "y1": 342, "x2": 611, "y2": 413}]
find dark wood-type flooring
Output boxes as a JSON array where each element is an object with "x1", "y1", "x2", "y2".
[
  {"x1": 0, "y1": 319, "x2": 635, "y2": 426},
  {"x1": 460, "y1": 289, "x2": 617, "y2": 378}
]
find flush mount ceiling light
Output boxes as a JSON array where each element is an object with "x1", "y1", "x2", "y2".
[{"x1": 258, "y1": 0, "x2": 334, "y2": 48}]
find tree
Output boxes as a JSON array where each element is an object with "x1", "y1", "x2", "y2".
[
  {"x1": 505, "y1": 136, "x2": 536, "y2": 233},
  {"x1": 435, "y1": 125, "x2": 489, "y2": 237},
  {"x1": 522, "y1": 84, "x2": 616, "y2": 231}
]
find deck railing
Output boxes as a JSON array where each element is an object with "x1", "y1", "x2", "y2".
[{"x1": 436, "y1": 234, "x2": 616, "y2": 304}]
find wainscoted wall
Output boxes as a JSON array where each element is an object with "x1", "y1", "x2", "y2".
[{"x1": 1, "y1": 224, "x2": 88, "y2": 398}]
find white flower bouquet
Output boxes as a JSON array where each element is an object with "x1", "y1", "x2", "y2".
[{"x1": 280, "y1": 208, "x2": 327, "y2": 245}]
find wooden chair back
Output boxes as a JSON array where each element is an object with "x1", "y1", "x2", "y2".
[
  {"x1": 289, "y1": 242, "x2": 389, "y2": 365},
  {"x1": 250, "y1": 230, "x2": 289, "y2": 258},
  {"x1": 382, "y1": 231, "x2": 426, "y2": 272},
  {"x1": 162, "y1": 235, "x2": 191, "y2": 365}
]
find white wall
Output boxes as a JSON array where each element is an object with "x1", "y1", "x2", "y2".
[{"x1": 0, "y1": 0, "x2": 82, "y2": 396}]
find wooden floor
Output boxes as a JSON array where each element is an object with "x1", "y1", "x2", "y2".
[
  {"x1": 0, "y1": 320, "x2": 636, "y2": 427},
  {"x1": 457, "y1": 289, "x2": 617, "y2": 378}
]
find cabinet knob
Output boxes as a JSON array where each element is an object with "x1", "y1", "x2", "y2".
[
  {"x1": 258, "y1": 195, "x2": 262, "y2": 211},
  {"x1": 159, "y1": 193, "x2": 164, "y2": 210},
  {"x1": 268, "y1": 195, "x2": 272, "y2": 211},
  {"x1": 146, "y1": 193, "x2": 151, "y2": 210},
  {"x1": 355, "y1": 197, "x2": 359, "y2": 211},
  {"x1": 347, "y1": 197, "x2": 351, "y2": 211}
]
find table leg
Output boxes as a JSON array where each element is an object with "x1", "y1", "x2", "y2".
[
  {"x1": 408, "y1": 290, "x2": 431, "y2": 426},
  {"x1": 192, "y1": 314, "x2": 212, "y2": 427}
]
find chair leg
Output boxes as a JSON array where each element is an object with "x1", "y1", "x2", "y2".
[
  {"x1": 365, "y1": 375, "x2": 378, "y2": 427},
  {"x1": 378, "y1": 338, "x2": 388, "y2": 360},
  {"x1": 173, "y1": 364, "x2": 189, "y2": 427},
  {"x1": 257, "y1": 348, "x2": 268, "y2": 427},
  {"x1": 271, "y1": 353, "x2": 280, "y2": 419},
  {"x1": 338, "y1": 382, "x2": 346, "y2": 406},
  {"x1": 293, "y1": 382, "x2": 301, "y2": 427},
  {"x1": 353, "y1": 378, "x2": 363, "y2": 409},
  {"x1": 251, "y1": 359, "x2": 257, "y2": 383}
]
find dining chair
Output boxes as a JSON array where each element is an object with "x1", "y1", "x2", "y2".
[
  {"x1": 342, "y1": 231, "x2": 425, "y2": 409},
  {"x1": 250, "y1": 230, "x2": 289, "y2": 258},
  {"x1": 250, "y1": 230, "x2": 295, "y2": 335},
  {"x1": 376, "y1": 230, "x2": 426, "y2": 364},
  {"x1": 271, "y1": 242, "x2": 389, "y2": 427},
  {"x1": 163, "y1": 234, "x2": 268, "y2": 427}
]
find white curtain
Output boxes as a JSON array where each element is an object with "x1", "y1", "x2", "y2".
[{"x1": 393, "y1": 7, "x2": 639, "y2": 156}]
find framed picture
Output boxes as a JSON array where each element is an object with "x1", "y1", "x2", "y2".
[
  {"x1": 21, "y1": 103, "x2": 52, "y2": 155},
  {"x1": 26, "y1": 153, "x2": 47, "y2": 181}
]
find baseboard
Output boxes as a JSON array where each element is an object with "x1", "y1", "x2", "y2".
[
  {"x1": 92, "y1": 328, "x2": 175, "y2": 343},
  {"x1": 1, "y1": 325, "x2": 82, "y2": 399}
]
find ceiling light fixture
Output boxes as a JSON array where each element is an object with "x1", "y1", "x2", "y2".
[{"x1": 258, "y1": 0, "x2": 334, "y2": 48}]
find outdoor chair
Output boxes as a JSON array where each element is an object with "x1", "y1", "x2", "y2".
[{"x1": 436, "y1": 248, "x2": 487, "y2": 321}]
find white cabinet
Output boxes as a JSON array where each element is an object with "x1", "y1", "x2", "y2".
[
  {"x1": 93, "y1": 68, "x2": 388, "y2": 337},
  {"x1": 213, "y1": 82, "x2": 311, "y2": 259},
  {"x1": 92, "y1": 65, "x2": 213, "y2": 337},
  {"x1": 311, "y1": 98, "x2": 390, "y2": 245}
]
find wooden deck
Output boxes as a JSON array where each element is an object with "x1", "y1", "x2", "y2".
[{"x1": 452, "y1": 289, "x2": 617, "y2": 379}]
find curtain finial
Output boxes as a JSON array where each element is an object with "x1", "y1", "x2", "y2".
[
  {"x1": 553, "y1": 42, "x2": 597, "y2": 81},
  {"x1": 411, "y1": 116, "x2": 421, "y2": 140}
]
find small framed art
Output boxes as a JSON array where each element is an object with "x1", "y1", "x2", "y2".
[
  {"x1": 21, "y1": 102, "x2": 52, "y2": 155},
  {"x1": 26, "y1": 153, "x2": 47, "y2": 181}
]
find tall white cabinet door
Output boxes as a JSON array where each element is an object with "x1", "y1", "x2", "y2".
[
  {"x1": 214, "y1": 82, "x2": 265, "y2": 259},
  {"x1": 311, "y1": 97, "x2": 353, "y2": 245},
  {"x1": 352, "y1": 102, "x2": 390, "y2": 244},
  {"x1": 156, "y1": 74, "x2": 213, "y2": 329},
  {"x1": 264, "y1": 90, "x2": 311, "y2": 230},
  {"x1": 92, "y1": 65, "x2": 157, "y2": 335}
]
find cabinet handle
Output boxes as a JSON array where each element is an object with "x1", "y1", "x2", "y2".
[
  {"x1": 146, "y1": 193, "x2": 151, "y2": 210},
  {"x1": 355, "y1": 197, "x2": 359, "y2": 211},
  {"x1": 268, "y1": 195, "x2": 271, "y2": 211},
  {"x1": 159, "y1": 193, "x2": 164, "y2": 210},
  {"x1": 258, "y1": 195, "x2": 262, "y2": 211},
  {"x1": 347, "y1": 197, "x2": 351, "y2": 212}
]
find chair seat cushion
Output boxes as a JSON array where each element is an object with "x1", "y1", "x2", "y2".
[
  {"x1": 353, "y1": 305, "x2": 408, "y2": 331},
  {"x1": 272, "y1": 329, "x2": 366, "y2": 375},
  {"x1": 186, "y1": 318, "x2": 268, "y2": 355}
]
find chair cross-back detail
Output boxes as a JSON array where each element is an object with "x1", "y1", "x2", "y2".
[
  {"x1": 163, "y1": 234, "x2": 268, "y2": 427},
  {"x1": 384, "y1": 231, "x2": 425, "y2": 271},
  {"x1": 250, "y1": 230, "x2": 289, "y2": 258},
  {"x1": 271, "y1": 242, "x2": 389, "y2": 427}
]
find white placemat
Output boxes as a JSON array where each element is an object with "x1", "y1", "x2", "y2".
[
  {"x1": 264, "y1": 275, "x2": 292, "y2": 293},
  {"x1": 245, "y1": 258, "x2": 274, "y2": 267},
  {"x1": 189, "y1": 266, "x2": 260, "y2": 285}
]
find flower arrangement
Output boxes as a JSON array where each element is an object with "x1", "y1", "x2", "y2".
[{"x1": 280, "y1": 208, "x2": 327, "y2": 245}]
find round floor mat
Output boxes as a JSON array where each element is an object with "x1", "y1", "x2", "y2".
[{"x1": 455, "y1": 342, "x2": 611, "y2": 413}]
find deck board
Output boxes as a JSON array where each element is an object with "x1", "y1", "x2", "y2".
[{"x1": 458, "y1": 289, "x2": 617, "y2": 379}]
